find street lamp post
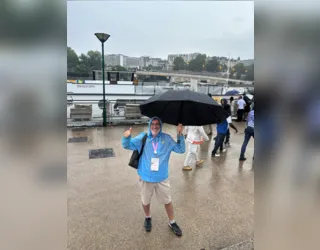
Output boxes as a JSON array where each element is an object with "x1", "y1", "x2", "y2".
[{"x1": 95, "y1": 32, "x2": 110, "y2": 127}]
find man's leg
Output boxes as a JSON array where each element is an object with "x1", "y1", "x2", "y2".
[
  {"x1": 212, "y1": 133, "x2": 224, "y2": 156},
  {"x1": 237, "y1": 109, "x2": 241, "y2": 121},
  {"x1": 242, "y1": 110, "x2": 245, "y2": 121},
  {"x1": 240, "y1": 127, "x2": 253, "y2": 160},
  {"x1": 142, "y1": 203, "x2": 151, "y2": 217},
  {"x1": 224, "y1": 128, "x2": 230, "y2": 144},
  {"x1": 196, "y1": 145, "x2": 204, "y2": 166},
  {"x1": 183, "y1": 142, "x2": 194, "y2": 170},
  {"x1": 140, "y1": 180, "x2": 155, "y2": 232},
  {"x1": 238, "y1": 109, "x2": 243, "y2": 122},
  {"x1": 156, "y1": 180, "x2": 182, "y2": 236},
  {"x1": 165, "y1": 202, "x2": 174, "y2": 221},
  {"x1": 219, "y1": 134, "x2": 226, "y2": 151}
]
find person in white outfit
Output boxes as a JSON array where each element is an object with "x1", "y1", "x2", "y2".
[{"x1": 183, "y1": 126, "x2": 209, "y2": 171}]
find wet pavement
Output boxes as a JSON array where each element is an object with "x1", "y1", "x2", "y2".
[{"x1": 68, "y1": 122, "x2": 254, "y2": 250}]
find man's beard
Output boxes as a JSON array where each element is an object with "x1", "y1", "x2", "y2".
[{"x1": 151, "y1": 130, "x2": 159, "y2": 136}]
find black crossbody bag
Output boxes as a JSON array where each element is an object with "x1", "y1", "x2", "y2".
[{"x1": 128, "y1": 133, "x2": 148, "y2": 169}]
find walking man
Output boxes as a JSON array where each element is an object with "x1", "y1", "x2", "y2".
[
  {"x1": 243, "y1": 93, "x2": 252, "y2": 121},
  {"x1": 221, "y1": 99, "x2": 238, "y2": 146},
  {"x1": 211, "y1": 116, "x2": 237, "y2": 157},
  {"x1": 183, "y1": 126, "x2": 209, "y2": 171},
  {"x1": 239, "y1": 106, "x2": 254, "y2": 161},
  {"x1": 236, "y1": 96, "x2": 246, "y2": 121},
  {"x1": 122, "y1": 117, "x2": 185, "y2": 236}
]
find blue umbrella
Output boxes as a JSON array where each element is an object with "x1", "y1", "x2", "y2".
[{"x1": 224, "y1": 89, "x2": 240, "y2": 96}]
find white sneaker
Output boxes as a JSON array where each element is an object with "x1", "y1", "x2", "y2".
[
  {"x1": 222, "y1": 149, "x2": 227, "y2": 153},
  {"x1": 215, "y1": 153, "x2": 220, "y2": 157}
]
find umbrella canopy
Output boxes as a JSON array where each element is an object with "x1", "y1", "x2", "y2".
[
  {"x1": 224, "y1": 89, "x2": 240, "y2": 96},
  {"x1": 139, "y1": 89, "x2": 228, "y2": 126}
]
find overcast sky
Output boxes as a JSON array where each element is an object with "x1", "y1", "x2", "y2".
[{"x1": 67, "y1": 1, "x2": 254, "y2": 60}]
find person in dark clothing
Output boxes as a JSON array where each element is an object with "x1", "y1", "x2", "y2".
[
  {"x1": 239, "y1": 106, "x2": 254, "y2": 161},
  {"x1": 221, "y1": 99, "x2": 238, "y2": 146},
  {"x1": 211, "y1": 119, "x2": 228, "y2": 157},
  {"x1": 243, "y1": 94, "x2": 252, "y2": 121}
]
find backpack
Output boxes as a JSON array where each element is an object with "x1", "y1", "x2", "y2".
[{"x1": 128, "y1": 133, "x2": 148, "y2": 169}]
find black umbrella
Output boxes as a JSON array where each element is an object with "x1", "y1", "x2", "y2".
[{"x1": 139, "y1": 89, "x2": 228, "y2": 126}]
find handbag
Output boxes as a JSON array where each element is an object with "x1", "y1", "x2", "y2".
[{"x1": 128, "y1": 133, "x2": 148, "y2": 169}]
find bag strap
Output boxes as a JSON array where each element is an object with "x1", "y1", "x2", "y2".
[{"x1": 138, "y1": 133, "x2": 148, "y2": 158}]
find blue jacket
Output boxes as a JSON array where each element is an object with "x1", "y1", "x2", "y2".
[
  {"x1": 122, "y1": 117, "x2": 185, "y2": 182},
  {"x1": 217, "y1": 120, "x2": 228, "y2": 134}
]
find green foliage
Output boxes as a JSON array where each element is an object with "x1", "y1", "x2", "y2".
[
  {"x1": 112, "y1": 65, "x2": 127, "y2": 71},
  {"x1": 173, "y1": 57, "x2": 186, "y2": 70},
  {"x1": 68, "y1": 46, "x2": 102, "y2": 72},
  {"x1": 188, "y1": 54, "x2": 206, "y2": 71},
  {"x1": 245, "y1": 64, "x2": 254, "y2": 81},
  {"x1": 67, "y1": 47, "x2": 79, "y2": 71},
  {"x1": 206, "y1": 59, "x2": 220, "y2": 72}
]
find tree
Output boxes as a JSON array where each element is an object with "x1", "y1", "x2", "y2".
[
  {"x1": 233, "y1": 63, "x2": 246, "y2": 75},
  {"x1": 86, "y1": 50, "x2": 102, "y2": 70},
  {"x1": 76, "y1": 50, "x2": 103, "y2": 72},
  {"x1": 245, "y1": 64, "x2": 254, "y2": 81},
  {"x1": 173, "y1": 57, "x2": 186, "y2": 70},
  {"x1": 76, "y1": 53, "x2": 90, "y2": 72},
  {"x1": 221, "y1": 64, "x2": 228, "y2": 72},
  {"x1": 112, "y1": 65, "x2": 127, "y2": 71},
  {"x1": 67, "y1": 47, "x2": 79, "y2": 71},
  {"x1": 188, "y1": 54, "x2": 206, "y2": 72},
  {"x1": 206, "y1": 59, "x2": 220, "y2": 72}
]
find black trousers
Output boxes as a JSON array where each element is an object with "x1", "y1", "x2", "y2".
[
  {"x1": 211, "y1": 133, "x2": 226, "y2": 155},
  {"x1": 237, "y1": 109, "x2": 244, "y2": 121},
  {"x1": 224, "y1": 128, "x2": 230, "y2": 143}
]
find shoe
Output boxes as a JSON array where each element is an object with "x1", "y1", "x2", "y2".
[
  {"x1": 196, "y1": 160, "x2": 204, "y2": 166},
  {"x1": 220, "y1": 149, "x2": 227, "y2": 153},
  {"x1": 183, "y1": 166, "x2": 192, "y2": 171},
  {"x1": 168, "y1": 222, "x2": 182, "y2": 236},
  {"x1": 225, "y1": 142, "x2": 231, "y2": 147},
  {"x1": 239, "y1": 157, "x2": 247, "y2": 161},
  {"x1": 144, "y1": 217, "x2": 152, "y2": 232},
  {"x1": 212, "y1": 153, "x2": 220, "y2": 157}
]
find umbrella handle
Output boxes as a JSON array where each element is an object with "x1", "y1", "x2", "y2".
[{"x1": 178, "y1": 102, "x2": 183, "y2": 125}]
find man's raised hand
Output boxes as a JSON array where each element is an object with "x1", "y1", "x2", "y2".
[{"x1": 124, "y1": 127, "x2": 132, "y2": 138}]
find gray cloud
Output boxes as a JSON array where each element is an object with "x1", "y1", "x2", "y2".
[{"x1": 67, "y1": 1, "x2": 253, "y2": 59}]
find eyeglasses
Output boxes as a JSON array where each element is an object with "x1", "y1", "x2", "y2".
[{"x1": 151, "y1": 123, "x2": 160, "y2": 127}]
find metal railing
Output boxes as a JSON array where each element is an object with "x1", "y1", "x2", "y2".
[
  {"x1": 67, "y1": 99, "x2": 150, "y2": 127},
  {"x1": 67, "y1": 84, "x2": 252, "y2": 127}
]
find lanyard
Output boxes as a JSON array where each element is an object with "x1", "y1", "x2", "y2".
[{"x1": 152, "y1": 141, "x2": 159, "y2": 154}]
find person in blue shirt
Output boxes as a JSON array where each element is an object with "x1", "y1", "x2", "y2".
[
  {"x1": 211, "y1": 117, "x2": 229, "y2": 157},
  {"x1": 239, "y1": 106, "x2": 254, "y2": 161},
  {"x1": 122, "y1": 117, "x2": 185, "y2": 236}
]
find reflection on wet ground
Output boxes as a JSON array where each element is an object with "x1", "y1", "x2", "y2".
[{"x1": 68, "y1": 122, "x2": 254, "y2": 250}]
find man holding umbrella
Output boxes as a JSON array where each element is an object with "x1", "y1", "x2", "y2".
[{"x1": 122, "y1": 117, "x2": 185, "y2": 236}]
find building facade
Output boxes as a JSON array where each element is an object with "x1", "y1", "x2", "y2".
[
  {"x1": 240, "y1": 59, "x2": 254, "y2": 66},
  {"x1": 105, "y1": 54, "x2": 126, "y2": 67},
  {"x1": 125, "y1": 56, "x2": 140, "y2": 68},
  {"x1": 139, "y1": 56, "x2": 150, "y2": 68}
]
